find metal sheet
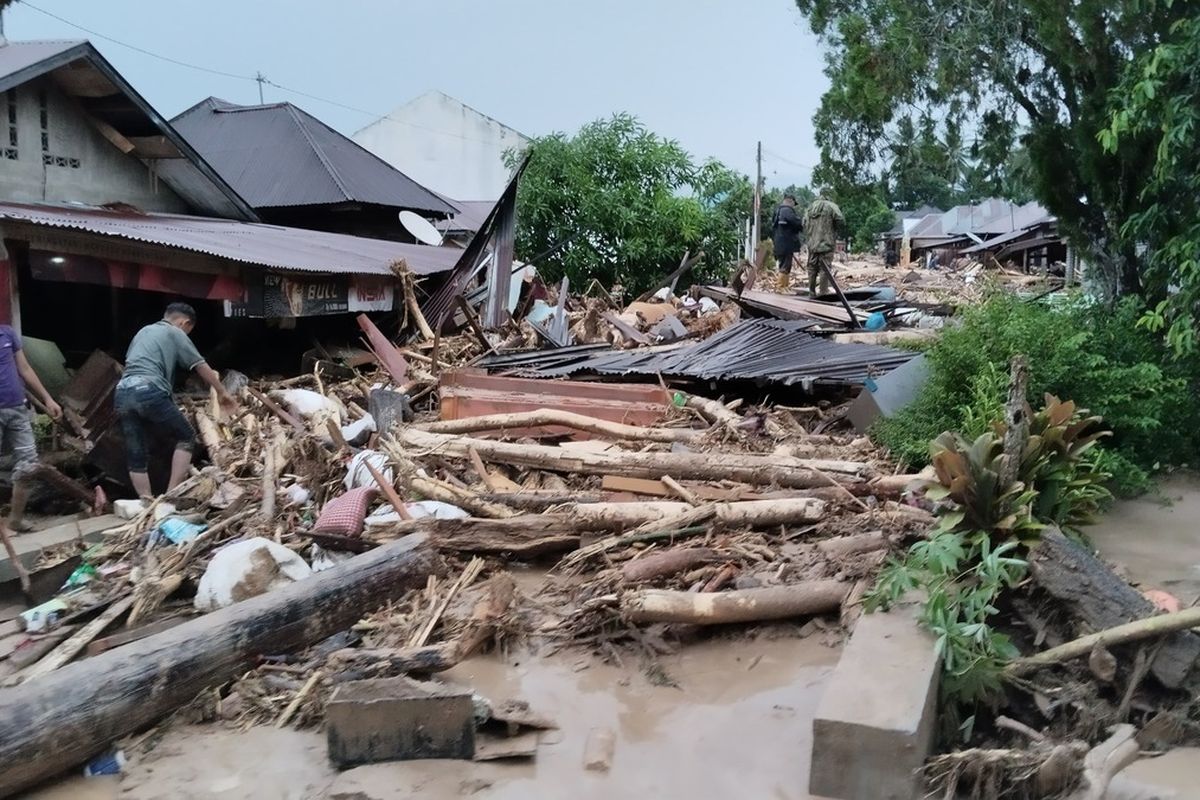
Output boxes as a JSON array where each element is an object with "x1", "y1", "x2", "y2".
[
  {"x1": 479, "y1": 319, "x2": 918, "y2": 388},
  {"x1": 171, "y1": 98, "x2": 455, "y2": 215},
  {"x1": 0, "y1": 201, "x2": 460, "y2": 276}
]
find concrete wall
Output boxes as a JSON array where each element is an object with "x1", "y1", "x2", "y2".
[
  {"x1": 352, "y1": 91, "x2": 527, "y2": 202},
  {"x1": 0, "y1": 77, "x2": 187, "y2": 212}
]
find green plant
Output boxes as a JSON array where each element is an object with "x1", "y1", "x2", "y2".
[
  {"x1": 873, "y1": 293, "x2": 1200, "y2": 496},
  {"x1": 868, "y1": 392, "x2": 1112, "y2": 721},
  {"x1": 505, "y1": 114, "x2": 746, "y2": 295}
]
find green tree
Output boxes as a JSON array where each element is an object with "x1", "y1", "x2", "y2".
[
  {"x1": 505, "y1": 114, "x2": 742, "y2": 295},
  {"x1": 1104, "y1": 16, "x2": 1200, "y2": 353},
  {"x1": 794, "y1": 0, "x2": 1191, "y2": 298}
]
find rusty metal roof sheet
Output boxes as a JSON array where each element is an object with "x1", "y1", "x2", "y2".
[
  {"x1": 172, "y1": 98, "x2": 455, "y2": 215},
  {"x1": 480, "y1": 320, "x2": 918, "y2": 388},
  {"x1": 0, "y1": 201, "x2": 460, "y2": 276}
]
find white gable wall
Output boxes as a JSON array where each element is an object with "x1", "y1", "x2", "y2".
[
  {"x1": 353, "y1": 91, "x2": 527, "y2": 202},
  {"x1": 0, "y1": 77, "x2": 188, "y2": 212}
]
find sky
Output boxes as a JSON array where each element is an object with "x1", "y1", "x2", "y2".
[{"x1": 2, "y1": 0, "x2": 828, "y2": 188}]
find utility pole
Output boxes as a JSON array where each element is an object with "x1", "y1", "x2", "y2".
[
  {"x1": 751, "y1": 141, "x2": 762, "y2": 261},
  {"x1": 256, "y1": 72, "x2": 266, "y2": 104}
]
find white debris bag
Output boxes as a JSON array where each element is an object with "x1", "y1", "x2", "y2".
[
  {"x1": 364, "y1": 500, "x2": 469, "y2": 529},
  {"x1": 344, "y1": 449, "x2": 392, "y2": 490},
  {"x1": 194, "y1": 537, "x2": 313, "y2": 612},
  {"x1": 340, "y1": 415, "x2": 376, "y2": 446}
]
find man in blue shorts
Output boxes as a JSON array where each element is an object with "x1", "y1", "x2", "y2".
[{"x1": 116, "y1": 303, "x2": 236, "y2": 497}]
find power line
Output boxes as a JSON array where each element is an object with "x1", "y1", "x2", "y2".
[
  {"x1": 762, "y1": 147, "x2": 813, "y2": 171},
  {"x1": 16, "y1": 0, "x2": 503, "y2": 146},
  {"x1": 19, "y1": 0, "x2": 255, "y2": 81}
]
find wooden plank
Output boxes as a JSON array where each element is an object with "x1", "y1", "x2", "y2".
[
  {"x1": 21, "y1": 595, "x2": 134, "y2": 681},
  {"x1": 246, "y1": 386, "x2": 306, "y2": 433},
  {"x1": 85, "y1": 615, "x2": 187, "y2": 657},
  {"x1": 356, "y1": 314, "x2": 409, "y2": 385}
]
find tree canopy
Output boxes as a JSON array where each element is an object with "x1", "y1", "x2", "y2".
[
  {"x1": 505, "y1": 114, "x2": 747, "y2": 295},
  {"x1": 794, "y1": 0, "x2": 1190, "y2": 291},
  {"x1": 1104, "y1": 15, "x2": 1200, "y2": 353}
]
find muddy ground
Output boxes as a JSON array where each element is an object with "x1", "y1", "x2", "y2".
[
  {"x1": 26, "y1": 633, "x2": 841, "y2": 799},
  {"x1": 23, "y1": 477, "x2": 1200, "y2": 800}
]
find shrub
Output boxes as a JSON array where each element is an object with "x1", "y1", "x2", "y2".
[{"x1": 873, "y1": 293, "x2": 1200, "y2": 495}]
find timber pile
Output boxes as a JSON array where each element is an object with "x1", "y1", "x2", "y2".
[{"x1": 0, "y1": 338, "x2": 932, "y2": 795}]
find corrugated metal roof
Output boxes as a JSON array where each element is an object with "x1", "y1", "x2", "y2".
[
  {"x1": 0, "y1": 201, "x2": 460, "y2": 276},
  {"x1": 172, "y1": 98, "x2": 455, "y2": 215},
  {"x1": 0, "y1": 41, "x2": 257, "y2": 221},
  {"x1": 479, "y1": 320, "x2": 917, "y2": 387}
]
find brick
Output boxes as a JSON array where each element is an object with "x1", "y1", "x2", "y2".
[
  {"x1": 326, "y1": 677, "x2": 475, "y2": 767},
  {"x1": 809, "y1": 601, "x2": 940, "y2": 800}
]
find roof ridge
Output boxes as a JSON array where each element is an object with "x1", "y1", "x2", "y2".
[
  {"x1": 284, "y1": 103, "x2": 353, "y2": 200},
  {"x1": 288, "y1": 103, "x2": 454, "y2": 214}
]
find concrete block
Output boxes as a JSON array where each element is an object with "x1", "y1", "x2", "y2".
[
  {"x1": 326, "y1": 676, "x2": 475, "y2": 767},
  {"x1": 0, "y1": 514, "x2": 121, "y2": 585},
  {"x1": 809, "y1": 601, "x2": 940, "y2": 800}
]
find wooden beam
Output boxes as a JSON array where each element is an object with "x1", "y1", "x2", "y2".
[{"x1": 128, "y1": 136, "x2": 183, "y2": 159}]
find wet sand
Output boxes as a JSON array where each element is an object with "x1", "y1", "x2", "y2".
[{"x1": 25, "y1": 633, "x2": 840, "y2": 800}]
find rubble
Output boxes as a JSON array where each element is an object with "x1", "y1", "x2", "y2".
[{"x1": 0, "y1": 252, "x2": 1188, "y2": 798}]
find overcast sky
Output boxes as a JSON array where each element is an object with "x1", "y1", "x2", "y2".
[{"x1": 4, "y1": 0, "x2": 828, "y2": 188}]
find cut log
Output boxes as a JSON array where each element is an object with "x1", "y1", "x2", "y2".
[
  {"x1": 621, "y1": 582, "x2": 849, "y2": 625},
  {"x1": 395, "y1": 427, "x2": 869, "y2": 489},
  {"x1": 1029, "y1": 527, "x2": 1200, "y2": 688},
  {"x1": 817, "y1": 532, "x2": 889, "y2": 559},
  {"x1": 0, "y1": 534, "x2": 440, "y2": 796},
  {"x1": 419, "y1": 409, "x2": 702, "y2": 444},
  {"x1": 621, "y1": 548, "x2": 721, "y2": 583},
  {"x1": 328, "y1": 643, "x2": 458, "y2": 677},
  {"x1": 684, "y1": 394, "x2": 742, "y2": 427}
]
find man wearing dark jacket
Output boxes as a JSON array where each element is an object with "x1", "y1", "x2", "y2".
[{"x1": 771, "y1": 194, "x2": 804, "y2": 290}]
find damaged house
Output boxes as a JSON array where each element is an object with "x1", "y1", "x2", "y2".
[{"x1": 881, "y1": 198, "x2": 1067, "y2": 272}]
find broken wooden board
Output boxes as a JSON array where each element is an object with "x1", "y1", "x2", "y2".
[
  {"x1": 474, "y1": 731, "x2": 539, "y2": 761},
  {"x1": 438, "y1": 370, "x2": 669, "y2": 440},
  {"x1": 1029, "y1": 527, "x2": 1200, "y2": 688}
]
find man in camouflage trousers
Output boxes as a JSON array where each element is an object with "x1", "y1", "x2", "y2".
[{"x1": 803, "y1": 188, "x2": 845, "y2": 296}]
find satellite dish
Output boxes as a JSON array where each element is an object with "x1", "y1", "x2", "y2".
[{"x1": 399, "y1": 211, "x2": 444, "y2": 246}]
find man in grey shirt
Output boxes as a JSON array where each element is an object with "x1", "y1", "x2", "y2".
[{"x1": 116, "y1": 303, "x2": 236, "y2": 497}]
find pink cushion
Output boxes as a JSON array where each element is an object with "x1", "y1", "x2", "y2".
[{"x1": 312, "y1": 487, "x2": 377, "y2": 537}]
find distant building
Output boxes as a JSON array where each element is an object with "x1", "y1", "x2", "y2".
[
  {"x1": 172, "y1": 97, "x2": 456, "y2": 241},
  {"x1": 881, "y1": 198, "x2": 1064, "y2": 271},
  {"x1": 352, "y1": 90, "x2": 529, "y2": 202}
]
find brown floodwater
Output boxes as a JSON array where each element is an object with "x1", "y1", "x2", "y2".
[
  {"x1": 1088, "y1": 474, "x2": 1200, "y2": 605},
  {"x1": 24, "y1": 633, "x2": 841, "y2": 800}
]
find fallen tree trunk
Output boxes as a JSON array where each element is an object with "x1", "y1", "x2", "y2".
[
  {"x1": 0, "y1": 534, "x2": 440, "y2": 796},
  {"x1": 396, "y1": 427, "x2": 869, "y2": 488},
  {"x1": 621, "y1": 582, "x2": 849, "y2": 624},
  {"x1": 621, "y1": 548, "x2": 721, "y2": 583},
  {"x1": 1008, "y1": 607, "x2": 1200, "y2": 677},
  {"x1": 1029, "y1": 527, "x2": 1200, "y2": 688},
  {"x1": 419, "y1": 409, "x2": 702, "y2": 444}
]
